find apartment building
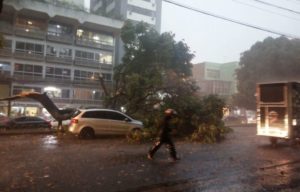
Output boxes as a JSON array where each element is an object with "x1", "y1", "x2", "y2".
[
  {"x1": 192, "y1": 62, "x2": 239, "y2": 99},
  {"x1": 90, "y1": 0, "x2": 162, "y2": 32},
  {"x1": 0, "y1": 0, "x2": 124, "y2": 117}
]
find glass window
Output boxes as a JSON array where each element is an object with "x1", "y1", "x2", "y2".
[
  {"x1": 47, "y1": 45, "x2": 56, "y2": 56},
  {"x1": 61, "y1": 89, "x2": 70, "y2": 98},
  {"x1": 24, "y1": 65, "x2": 33, "y2": 72},
  {"x1": 16, "y1": 41, "x2": 44, "y2": 54},
  {"x1": 34, "y1": 65, "x2": 42, "y2": 73},
  {"x1": 16, "y1": 42, "x2": 25, "y2": 50},
  {"x1": 48, "y1": 21, "x2": 72, "y2": 36},
  {"x1": 14, "y1": 63, "x2": 23, "y2": 71},
  {"x1": 59, "y1": 48, "x2": 72, "y2": 57},
  {"x1": 76, "y1": 28, "x2": 114, "y2": 46},
  {"x1": 100, "y1": 51, "x2": 113, "y2": 64},
  {"x1": 105, "y1": 111, "x2": 127, "y2": 121}
]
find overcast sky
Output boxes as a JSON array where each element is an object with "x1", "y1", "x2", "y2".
[{"x1": 161, "y1": 0, "x2": 300, "y2": 64}]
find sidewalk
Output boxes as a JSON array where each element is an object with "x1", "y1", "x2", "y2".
[{"x1": 0, "y1": 128, "x2": 56, "y2": 136}]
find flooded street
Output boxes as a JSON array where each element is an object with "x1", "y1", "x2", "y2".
[{"x1": 1, "y1": 125, "x2": 300, "y2": 192}]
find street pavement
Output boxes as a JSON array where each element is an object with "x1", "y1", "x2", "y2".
[{"x1": 1, "y1": 125, "x2": 300, "y2": 192}]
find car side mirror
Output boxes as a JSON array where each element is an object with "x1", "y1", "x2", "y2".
[{"x1": 124, "y1": 118, "x2": 131, "y2": 122}]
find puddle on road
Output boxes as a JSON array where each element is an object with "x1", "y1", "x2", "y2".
[{"x1": 42, "y1": 135, "x2": 58, "y2": 149}]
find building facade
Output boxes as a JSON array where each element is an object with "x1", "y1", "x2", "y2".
[
  {"x1": 0, "y1": 0, "x2": 120, "y2": 117},
  {"x1": 192, "y1": 62, "x2": 239, "y2": 99},
  {"x1": 90, "y1": 0, "x2": 162, "y2": 32},
  {"x1": 0, "y1": 0, "x2": 162, "y2": 117}
]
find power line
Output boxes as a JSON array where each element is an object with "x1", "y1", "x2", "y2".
[
  {"x1": 233, "y1": 0, "x2": 300, "y2": 22},
  {"x1": 252, "y1": 0, "x2": 300, "y2": 15},
  {"x1": 163, "y1": 0, "x2": 300, "y2": 39}
]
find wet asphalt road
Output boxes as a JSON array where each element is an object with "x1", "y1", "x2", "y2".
[{"x1": 1, "y1": 125, "x2": 300, "y2": 192}]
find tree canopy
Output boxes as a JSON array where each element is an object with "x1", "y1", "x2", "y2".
[
  {"x1": 234, "y1": 36, "x2": 300, "y2": 109},
  {"x1": 107, "y1": 21, "x2": 229, "y2": 142},
  {"x1": 107, "y1": 21, "x2": 195, "y2": 117}
]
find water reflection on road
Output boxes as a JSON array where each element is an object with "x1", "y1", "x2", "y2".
[{"x1": 42, "y1": 135, "x2": 58, "y2": 149}]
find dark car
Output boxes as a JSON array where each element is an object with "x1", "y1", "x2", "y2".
[
  {"x1": 7, "y1": 116, "x2": 51, "y2": 129},
  {"x1": 0, "y1": 114, "x2": 10, "y2": 128}
]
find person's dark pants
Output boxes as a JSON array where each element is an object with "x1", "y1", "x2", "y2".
[{"x1": 148, "y1": 136, "x2": 177, "y2": 159}]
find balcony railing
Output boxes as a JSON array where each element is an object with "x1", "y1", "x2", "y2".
[
  {"x1": 0, "y1": 21, "x2": 13, "y2": 35},
  {"x1": 47, "y1": 32, "x2": 74, "y2": 44},
  {"x1": 74, "y1": 57, "x2": 113, "y2": 70},
  {"x1": 15, "y1": 26, "x2": 46, "y2": 40},
  {"x1": 44, "y1": 76, "x2": 72, "y2": 84},
  {"x1": 13, "y1": 74, "x2": 44, "y2": 82},
  {"x1": 14, "y1": 50, "x2": 44, "y2": 61},
  {"x1": 74, "y1": 57, "x2": 101, "y2": 68},
  {"x1": 100, "y1": 64, "x2": 113, "y2": 70},
  {"x1": 52, "y1": 98, "x2": 103, "y2": 106},
  {"x1": 0, "y1": 48, "x2": 12, "y2": 57},
  {"x1": 75, "y1": 37, "x2": 114, "y2": 50},
  {"x1": 46, "y1": 55, "x2": 73, "y2": 65}
]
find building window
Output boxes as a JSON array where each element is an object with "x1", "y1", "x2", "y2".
[
  {"x1": 15, "y1": 16, "x2": 45, "y2": 31},
  {"x1": 14, "y1": 63, "x2": 43, "y2": 77},
  {"x1": 2, "y1": 40, "x2": 12, "y2": 49},
  {"x1": 94, "y1": 73, "x2": 112, "y2": 81},
  {"x1": 95, "y1": 51, "x2": 113, "y2": 64},
  {"x1": 46, "y1": 67, "x2": 71, "y2": 80},
  {"x1": 47, "y1": 45, "x2": 72, "y2": 57},
  {"x1": 206, "y1": 69, "x2": 220, "y2": 79},
  {"x1": 61, "y1": 89, "x2": 70, "y2": 98},
  {"x1": 46, "y1": 45, "x2": 57, "y2": 56},
  {"x1": 12, "y1": 86, "x2": 42, "y2": 95},
  {"x1": 0, "y1": 62, "x2": 11, "y2": 74},
  {"x1": 44, "y1": 87, "x2": 70, "y2": 99},
  {"x1": 76, "y1": 28, "x2": 114, "y2": 46},
  {"x1": 73, "y1": 88, "x2": 94, "y2": 100},
  {"x1": 16, "y1": 41, "x2": 44, "y2": 55},
  {"x1": 74, "y1": 69, "x2": 94, "y2": 81},
  {"x1": 48, "y1": 21, "x2": 72, "y2": 36},
  {"x1": 75, "y1": 50, "x2": 94, "y2": 60},
  {"x1": 128, "y1": 5, "x2": 155, "y2": 17}
]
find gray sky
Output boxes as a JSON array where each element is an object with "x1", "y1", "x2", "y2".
[{"x1": 161, "y1": 0, "x2": 300, "y2": 63}]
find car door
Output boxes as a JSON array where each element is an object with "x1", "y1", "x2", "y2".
[
  {"x1": 81, "y1": 111, "x2": 111, "y2": 135},
  {"x1": 105, "y1": 111, "x2": 131, "y2": 134}
]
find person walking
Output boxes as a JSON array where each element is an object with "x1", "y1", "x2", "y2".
[{"x1": 147, "y1": 108, "x2": 180, "y2": 162}]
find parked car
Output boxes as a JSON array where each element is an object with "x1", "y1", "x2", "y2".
[
  {"x1": 7, "y1": 116, "x2": 51, "y2": 129},
  {"x1": 68, "y1": 109, "x2": 144, "y2": 139},
  {"x1": 0, "y1": 114, "x2": 10, "y2": 128}
]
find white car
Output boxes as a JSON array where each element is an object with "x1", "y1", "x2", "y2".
[{"x1": 68, "y1": 109, "x2": 143, "y2": 139}]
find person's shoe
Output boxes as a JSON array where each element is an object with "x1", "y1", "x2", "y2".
[{"x1": 147, "y1": 153, "x2": 153, "y2": 160}]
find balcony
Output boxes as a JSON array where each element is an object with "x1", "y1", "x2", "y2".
[
  {"x1": 15, "y1": 26, "x2": 46, "y2": 40},
  {"x1": 75, "y1": 37, "x2": 114, "y2": 50},
  {"x1": 52, "y1": 98, "x2": 103, "y2": 106},
  {"x1": 47, "y1": 32, "x2": 74, "y2": 44},
  {"x1": 44, "y1": 76, "x2": 72, "y2": 84},
  {"x1": 74, "y1": 57, "x2": 102, "y2": 68},
  {"x1": 0, "y1": 48, "x2": 13, "y2": 57},
  {"x1": 74, "y1": 57, "x2": 113, "y2": 70},
  {"x1": 13, "y1": 74, "x2": 44, "y2": 82},
  {"x1": 0, "y1": 21, "x2": 13, "y2": 35},
  {"x1": 14, "y1": 50, "x2": 44, "y2": 61},
  {"x1": 100, "y1": 64, "x2": 113, "y2": 70},
  {"x1": 46, "y1": 55, "x2": 73, "y2": 65}
]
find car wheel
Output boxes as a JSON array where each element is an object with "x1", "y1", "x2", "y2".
[
  {"x1": 79, "y1": 127, "x2": 95, "y2": 139},
  {"x1": 127, "y1": 128, "x2": 142, "y2": 141}
]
